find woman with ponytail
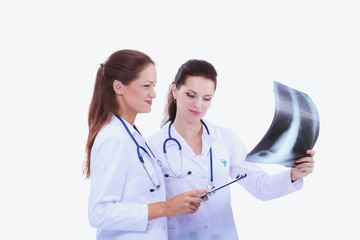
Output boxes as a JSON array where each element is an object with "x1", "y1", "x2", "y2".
[{"x1": 84, "y1": 50, "x2": 208, "y2": 240}]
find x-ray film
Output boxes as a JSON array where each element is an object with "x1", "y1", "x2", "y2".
[{"x1": 245, "y1": 81, "x2": 320, "y2": 167}]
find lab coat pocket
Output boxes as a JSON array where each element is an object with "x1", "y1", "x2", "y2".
[{"x1": 167, "y1": 214, "x2": 191, "y2": 230}]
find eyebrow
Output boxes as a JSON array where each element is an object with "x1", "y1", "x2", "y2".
[
  {"x1": 144, "y1": 80, "x2": 156, "y2": 84},
  {"x1": 187, "y1": 89, "x2": 213, "y2": 97}
]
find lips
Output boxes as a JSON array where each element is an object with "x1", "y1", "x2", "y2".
[
  {"x1": 145, "y1": 101, "x2": 152, "y2": 105},
  {"x1": 189, "y1": 110, "x2": 201, "y2": 115}
]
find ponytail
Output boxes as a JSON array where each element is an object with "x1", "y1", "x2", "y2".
[{"x1": 83, "y1": 50, "x2": 154, "y2": 178}]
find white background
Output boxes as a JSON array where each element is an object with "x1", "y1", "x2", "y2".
[{"x1": 1, "y1": 0, "x2": 359, "y2": 239}]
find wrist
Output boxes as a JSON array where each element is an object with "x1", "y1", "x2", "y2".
[
  {"x1": 161, "y1": 201, "x2": 169, "y2": 217},
  {"x1": 290, "y1": 169, "x2": 297, "y2": 183},
  {"x1": 148, "y1": 201, "x2": 168, "y2": 220}
]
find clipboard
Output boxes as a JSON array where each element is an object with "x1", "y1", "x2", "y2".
[{"x1": 200, "y1": 173, "x2": 247, "y2": 199}]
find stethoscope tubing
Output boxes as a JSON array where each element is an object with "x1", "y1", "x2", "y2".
[
  {"x1": 163, "y1": 120, "x2": 214, "y2": 186},
  {"x1": 115, "y1": 114, "x2": 161, "y2": 191}
]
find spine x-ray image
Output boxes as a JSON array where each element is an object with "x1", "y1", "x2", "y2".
[{"x1": 245, "y1": 81, "x2": 320, "y2": 167}]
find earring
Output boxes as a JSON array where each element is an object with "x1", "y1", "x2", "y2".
[{"x1": 174, "y1": 98, "x2": 177, "y2": 103}]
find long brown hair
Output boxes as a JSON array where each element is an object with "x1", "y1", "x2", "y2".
[
  {"x1": 162, "y1": 59, "x2": 217, "y2": 125},
  {"x1": 83, "y1": 49, "x2": 154, "y2": 178}
]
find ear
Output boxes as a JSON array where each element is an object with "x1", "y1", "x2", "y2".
[
  {"x1": 171, "y1": 83, "x2": 177, "y2": 100},
  {"x1": 113, "y1": 80, "x2": 125, "y2": 96}
]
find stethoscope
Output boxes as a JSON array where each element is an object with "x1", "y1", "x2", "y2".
[
  {"x1": 163, "y1": 119, "x2": 215, "y2": 191},
  {"x1": 115, "y1": 114, "x2": 162, "y2": 193}
]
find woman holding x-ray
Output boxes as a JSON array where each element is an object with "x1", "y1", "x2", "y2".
[
  {"x1": 84, "y1": 50, "x2": 208, "y2": 240},
  {"x1": 147, "y1": 59, "x2": 315, "y2": 240}
]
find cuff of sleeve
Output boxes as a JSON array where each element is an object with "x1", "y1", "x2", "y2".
[
  {"x1": 128, "y1": 203, "x2": 148, "y2": 231},
  {"x1": 252, "y1": 169, "x2": 304, "y2": 201},
  {"x1": 89, "y1": 203, "x2": 149, "y2": 231},
  {"x1": 288, "y1": 169, "x2": 303, "y2": 190}
]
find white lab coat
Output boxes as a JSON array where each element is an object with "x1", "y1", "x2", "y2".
[
  {"x1": 147, "y1": 120, "x2": 303, "y2": 240},
  {"x1": 88, "y1": 115, "x2": 167, "y2": 240}
]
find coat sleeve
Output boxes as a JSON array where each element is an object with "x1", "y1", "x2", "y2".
[
  {"x1": 88, "y1": 136, "x2": 148, "y2": 231},
  {"x1": 228, "y1": 130, "x2": 303, "y2": 201}
]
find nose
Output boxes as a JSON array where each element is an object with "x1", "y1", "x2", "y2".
[
  {"x1": 149, "y1": 86, "x2": 156, "y2": 98},
  {"x1": 193, "y1": 97, "x2": 202, "y2": 108}
]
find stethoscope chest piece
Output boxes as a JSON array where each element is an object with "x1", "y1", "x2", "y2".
[{"x1": 150, "y1": 184, "x2": 160, "y2": 192}]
